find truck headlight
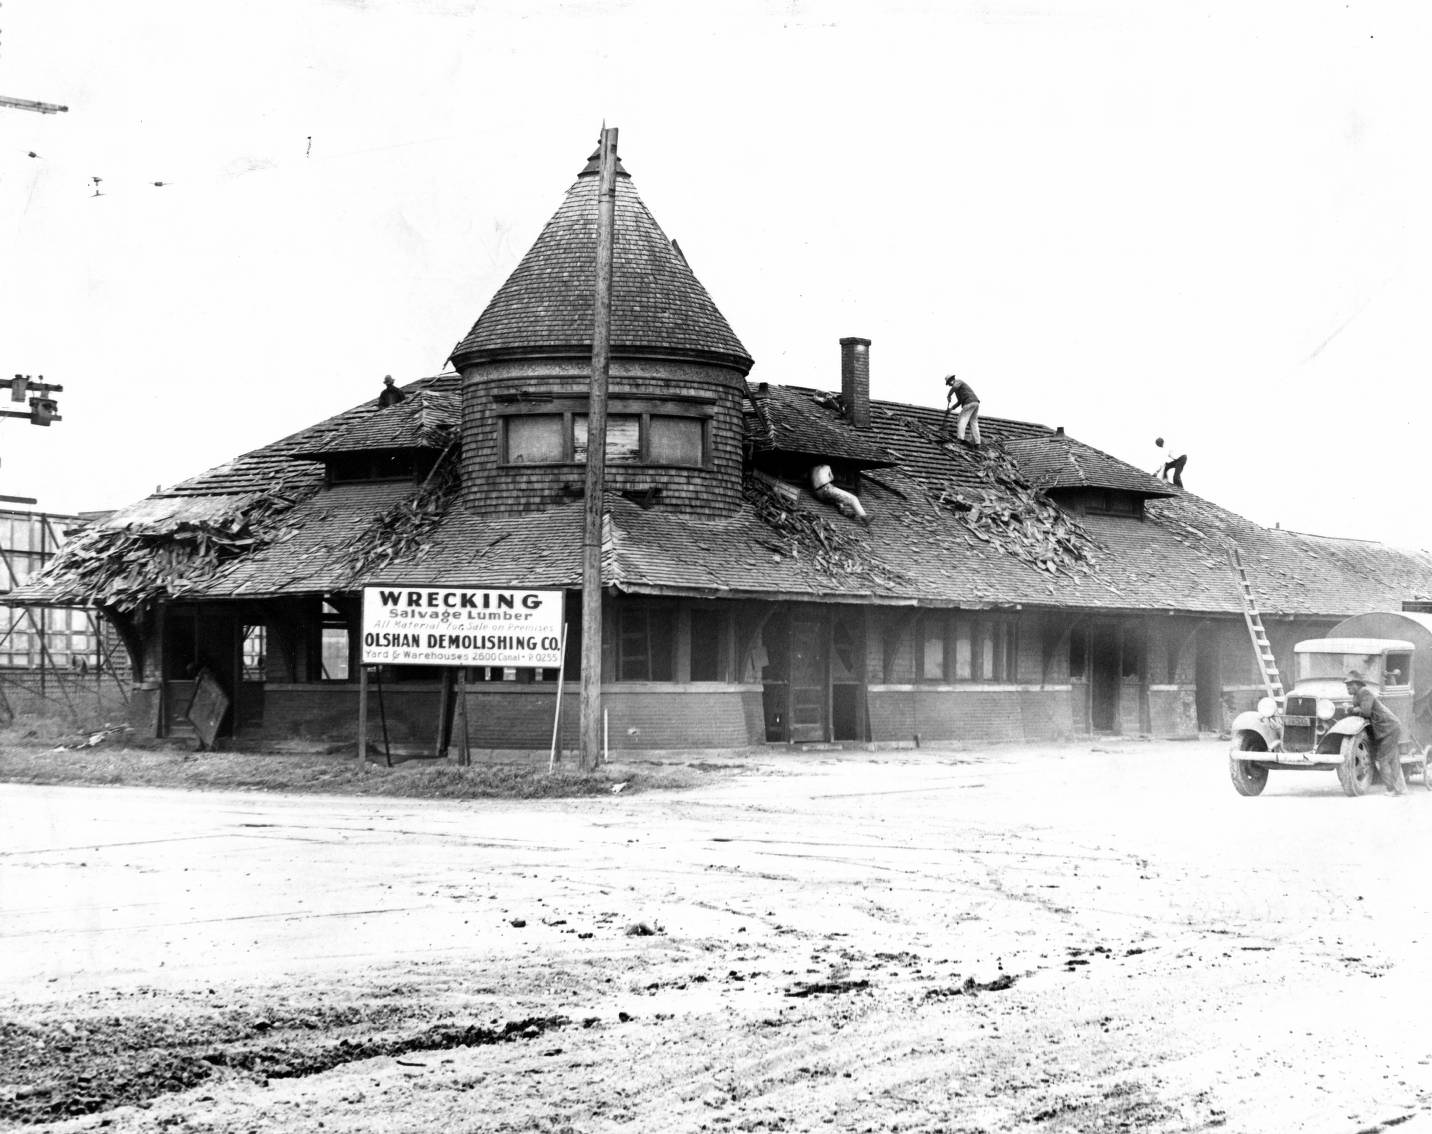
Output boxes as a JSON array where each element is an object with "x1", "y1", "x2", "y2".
[
  {"x1": 1257, "y1": 696, "x2": 1278, "y2": 719},
  {"x1": 1316, "y1": 698, "x2": 1335, "y2": 720}
]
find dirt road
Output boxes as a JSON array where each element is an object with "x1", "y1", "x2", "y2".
[{"x1": 3, "y1": 741, "x2": 1431, "y2": 1132}]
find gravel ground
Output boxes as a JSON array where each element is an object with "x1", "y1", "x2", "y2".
[{"x1": 3, "y1": 740, "x2": 1431, "y2": 1133}]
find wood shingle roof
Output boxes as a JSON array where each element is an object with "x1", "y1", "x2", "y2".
[
  {"x1": 449, "y1": 156, "x2": 752, "y2": 372},
  {"x1": 18, "y1": 380, "x2": 1432, "y2": 621}
]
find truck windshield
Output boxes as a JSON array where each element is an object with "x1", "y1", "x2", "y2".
[{"x1": 1296, "y1": 652, "x2": 1382, "y2": 683}]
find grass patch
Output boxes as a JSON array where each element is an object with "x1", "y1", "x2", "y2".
[{"x1": 0, "y1": 744, "x2": 720, "y2": 799}]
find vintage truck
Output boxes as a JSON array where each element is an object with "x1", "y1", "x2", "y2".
[{"x1": 1229, "y1": 611, "x2": 1432, "y2": 796}]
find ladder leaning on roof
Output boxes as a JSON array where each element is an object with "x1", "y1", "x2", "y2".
[{"x1": 1228, "y1": 547, "x2": 1284, "y2": 702}]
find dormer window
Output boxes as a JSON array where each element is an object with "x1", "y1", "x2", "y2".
[
  {"x1": 1049, "y1": 487, "x2": 1144, "y2": 519},
  {"x1": 327, "y1": 452, "x2": 432, "y2": 483},
  {"x1": 499, "y1": 395, "x2": 713, "y2": 469}
]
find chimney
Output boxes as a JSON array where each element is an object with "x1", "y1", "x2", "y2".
[{"x1": 839, "y1": 336, "x2": 871, "y2": 427}]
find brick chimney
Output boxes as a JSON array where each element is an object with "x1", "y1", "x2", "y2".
[{"x1": 839, "y1": 336, "x2": 871, "y2": 428}]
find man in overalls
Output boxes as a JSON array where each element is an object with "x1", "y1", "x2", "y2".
[
  {"x1": 940, "y1": 375, "x2": 981, "y2": 446},
  {"x1": 1345, "y1": 672, "x2": 1407, "y2": 795}
]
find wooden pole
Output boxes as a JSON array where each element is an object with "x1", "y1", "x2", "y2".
[
  {"x1": 549, "y1": 621, "x2": 569, "y2": 773},
  {"x1": 580, "y1": 125, "x2": 618, "y2": 772},
  {"x1": 376, "y1": 668, "x2": 391, "y2": 766},
  {"x1": 357, "y1": 665, "x2": 369, "y2": 769},
  {"x1": 436, "y1": 667, "x2": 455, "y2": 758},
  {"x1": 455, "y1": 669, "x2": 470, "y2": 767}
]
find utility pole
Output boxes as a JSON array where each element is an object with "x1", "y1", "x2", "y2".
[
  {"x1": 0, "y1": 95, "x2": 68, "y2": 115},
  {"x1": 0, "y1": 375, "x2": 63, "y2": 427},
  {"x1": 0, "y1": 376, "x2": 62, "y2": 505},
  {"x1": 579, "y1": 125, "x2": 618, "y2": 772}
]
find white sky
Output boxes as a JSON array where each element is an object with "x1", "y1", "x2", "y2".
[{"x1": 1, "y1": 0, "x2": 1429, "y2": 548}]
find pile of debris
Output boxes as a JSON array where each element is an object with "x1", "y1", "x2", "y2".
[
  {"x1": 904, "y1": 424, "x2": 1096, "y2": 577},
  {"x1": 346, "y1": 447, "x2": 460, "y2": 582},
  {"x1": 35, "y1": 489, "x2": 316, "y2": 613},
  {"x1": 744, "y1": 471, "x2": 910, "y2": 587}
]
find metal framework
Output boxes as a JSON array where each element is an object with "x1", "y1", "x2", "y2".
[{"x1": 0, "y1": 510, "x2": 129, "y2": 720}]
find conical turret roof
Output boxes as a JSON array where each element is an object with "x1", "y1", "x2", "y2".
[{"x1": 450, "y1": 150, "x2": 752, "y2": 373}]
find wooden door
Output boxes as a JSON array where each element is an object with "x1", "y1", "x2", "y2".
[{"x1": 789, "y1": 612, "x2": 829, "y2": 743}]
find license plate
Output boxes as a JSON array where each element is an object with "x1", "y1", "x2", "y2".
[{"x1": 1283, "y1": 715, "x2": 1312, "y2": 727}]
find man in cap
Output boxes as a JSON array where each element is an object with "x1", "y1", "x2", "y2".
[
  {"x1": 940, "y1": 374, "x2": 981, "y2": 446},
  {"x1": 378, "y1": 375, "x2": 406, "y2": 407},
  {"x1": 1344, "y1": 671, "x2": 1407, "y2": 795}
]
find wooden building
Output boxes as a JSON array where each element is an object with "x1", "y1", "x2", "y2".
[{"x1": 16, "y1": 146, "x2": 1432, "y2": 752}]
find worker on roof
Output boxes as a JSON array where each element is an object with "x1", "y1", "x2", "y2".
[
  {"x1": 378, "y1": 375, "x2": 406, "y2": 407},
  {"x1": 940, "y1": 374, "x2": 981, "y2": 446},
  {"x1": 1153, "y1": 437, "x2": 1186, "y2": 488},
  {"x1": 1344, "y1": 671, "x2": 1407, "y2": 795}
]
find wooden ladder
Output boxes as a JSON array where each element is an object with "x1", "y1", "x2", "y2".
[{"x1": 1229, "y1": 547, "x2": 1284, "y2": 701}]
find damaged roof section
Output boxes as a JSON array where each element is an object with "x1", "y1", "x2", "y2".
[
  {"x1": 1004, "y1": 431, "x2": 1177, "y2": 498},
  {"x1": 290, "y1": 388, "x2": 460, "y2": 459},
  {"x1": 160, "y1": 374, "x2": 458, "y2": 497},
  {"x1": 13, "y1": 370, "x2": 1432, "y2": 619},
  {"x1": 745, "y1": 384, "x2": 898, "y2": 469}
]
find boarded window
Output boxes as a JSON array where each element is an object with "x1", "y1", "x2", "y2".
[
  {"x1": 947, "y1": 617, "x2": 1017, "y2": 681},
  {"x1": 573, "y1": 415, "x2": 641, "y2": 464},
  {"x1": 950, "y1": 622, "x2": 970, "y2": 680},
  {"x1": 505, "y1": 415, "x2": 565, "y2": 464},
  {"x1": 649, "y1": 415, "x2": 705, "y2": 466},
  {"x1": 921, "y1": 618, "x2": 946, "y2": 681}
]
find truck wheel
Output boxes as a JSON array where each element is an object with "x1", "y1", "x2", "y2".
[
  {"x1": 1336, "y1": 733, "x2": 1375, "y2": 797},
  {"x1": 1230, "y1": 735, "x2": 1269, "y2": 797}
]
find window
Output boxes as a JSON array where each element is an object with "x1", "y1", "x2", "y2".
[
  {"x1": 242, "y1": 625, "x2": 267, "y2": 681},
  {"x1": 922, "y1": 615, "x2": 1018, "y2": 682},
  {"x1": 327, "y1": 452, "x2": 425, "y2": 483},
  {"x1": 1121, "y1": 626, "x2": 1144, "y2": 680},
  {"x1": 499, "y1": 397, "x2": 712, "y2": 469},
  {"x1": 505, "y1": 415, "x2": 565, "y2": 464},
  {"x1": 1068, "y1": 625, "x2": 1088, "y2": 680},
  {"x1": 1386, "y1": 653, "x2": 1412, "y2": 687},
  {"x1": 649, "y1": 416, "x2": 705, "y2": 466},
  {"x1": 920, "y1": 618, "x2": 946, "y2": 681},
  {"x1": 320, "y1": 602, "x2": 350, "y2": 680},
  {"x1": 617, "y1": 604, "x2": 675, "y2": 681},
  {"x1": 689, "y1": 609, "x2": 725, "y2": 681},
  {"x1": 573, "y1": 415, "x2": 641, "y2": 464}
]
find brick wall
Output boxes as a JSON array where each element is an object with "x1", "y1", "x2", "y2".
[
  {"x1": 1148, "y1": 686, "x2": 1198, "y2": 737},
  {"x1": 237, "y1": 682, "x2": 763, "y2": 752},
  {"x1": 459, "y1": 358, "x2": 748, "y2": 517},
  {"x1": 867, "y1": 686, "x2": 1075, "y2": 744}
]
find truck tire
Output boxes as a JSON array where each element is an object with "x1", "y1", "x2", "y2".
[
  {"x1": 1336, "y1": 732, "x2": 1375, "y2": 797},
  {"x1": 1230, "y1": 734, "x2": 1269, "y2": 797}
]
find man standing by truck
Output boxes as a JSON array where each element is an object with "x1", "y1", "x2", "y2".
[{"x1": 1345, "y1": 672, "x2": 1407, "y2": 795}]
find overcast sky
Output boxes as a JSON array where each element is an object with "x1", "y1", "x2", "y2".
[{"x1": 1, "y1": 0, "x2": 1428, "y2": 548}]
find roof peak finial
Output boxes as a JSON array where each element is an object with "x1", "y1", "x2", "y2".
[{"x1": 580, "y1": 137, "x2": 630, "y2": 179}]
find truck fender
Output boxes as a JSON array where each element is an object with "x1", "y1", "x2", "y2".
[
  {"x1": 1316, "y1": 715, "x2": 1367, "y2": 755},
  {"x1": 1229, "y1": 712, "x2": 1278, "y2": 752}
]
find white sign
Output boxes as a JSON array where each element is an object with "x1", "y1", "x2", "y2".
[{"x1": 361, "y1": 586, "x2": 565, "y2": 667}]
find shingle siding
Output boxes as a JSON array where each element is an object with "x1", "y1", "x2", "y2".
[{"x1": 459, "y1": 358, "x2": 748, "y2": 518}]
